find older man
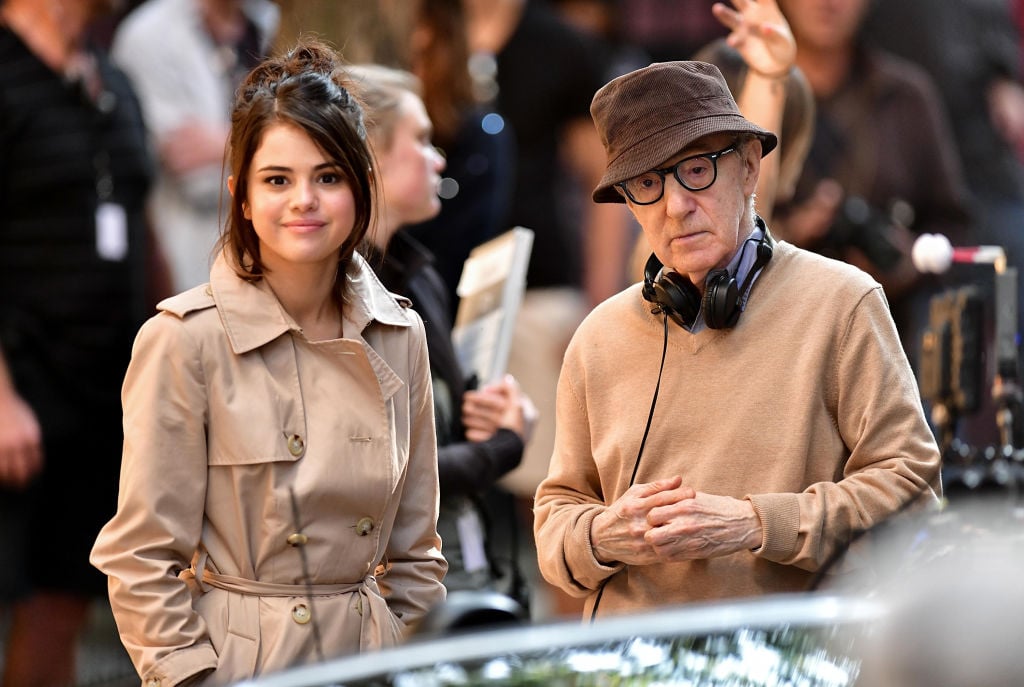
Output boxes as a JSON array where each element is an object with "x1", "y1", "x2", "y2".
[{"x1": 533, "y1": 61, "x2": 941, "y2": 619}]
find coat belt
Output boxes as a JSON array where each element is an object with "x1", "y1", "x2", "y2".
[{"x1": 199, "y1": 569, "x2": 369, "y2": 597}]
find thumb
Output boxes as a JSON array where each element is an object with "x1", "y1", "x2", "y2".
[{"x1": 633, "y1": 475, "x2": 683, "y2": 496}]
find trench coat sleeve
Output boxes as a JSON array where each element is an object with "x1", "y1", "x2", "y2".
[
  {"x1": 90, "y1": 312, "x2": 216, "y2": 685},
  {"x1": 379, "y1": 313, "x2": 447, "y2": 623},
  {"x1": 747, "y1": 287, "x2": 941, "y2": 570}
]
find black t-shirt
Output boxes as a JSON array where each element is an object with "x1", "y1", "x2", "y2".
[
  {"x1": 0, "y1": 29, "x2": 153, "y2": 429},
  {"x1": 495, "y1": 2, "x2": 609, "y2": 289}
]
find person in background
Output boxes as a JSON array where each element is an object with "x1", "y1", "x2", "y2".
[
  {"x1": 616, "y1": 0, "x2": 726, "y2": 63},
  {"x1": 349, "y1": 63, "x2": 537, "y2": 604},
  {"x1": 459, "y1": 3, "x2": 635, "y2": 609},
  {"x1": 772, "y1": 0, "x2": 972, "y2": 368},
  {"x1": 90, "y1": 40, "x2": 446, "y2": 685},
  {"x1": 0, "y1": 0, "x2": 157, "y2": 684},
  {"x1": 111, "y1": 0, "x2": 279, "y2": 292},
  {"x1": 534, "y1": 60, "x2": 941, "y2": 618},
  {"x1": 863, "y1": 0, "x2": 1024, "y2": 449},
  {"x1": 549, "y1": 0, "x2": 652, "y2": 82},
  {"x1": 401, "y1": 0, "x2": 517, "y2": 320}
]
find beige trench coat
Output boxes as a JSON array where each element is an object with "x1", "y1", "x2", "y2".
[{"x1": 91, "y1": 253, "x2": 447, "y2": 687}]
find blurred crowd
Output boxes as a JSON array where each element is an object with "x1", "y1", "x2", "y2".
[{"x1": 4, "y1": 0, "x2": 1024, "y2": 685}]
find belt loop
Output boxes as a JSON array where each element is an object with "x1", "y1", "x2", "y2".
[{"x1": 194, "y1": 548, "x2": 209, "y2": 594}]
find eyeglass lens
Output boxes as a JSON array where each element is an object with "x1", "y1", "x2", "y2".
[{"x1": 620, "y1": 147, "x2": 734, "y2": 204}]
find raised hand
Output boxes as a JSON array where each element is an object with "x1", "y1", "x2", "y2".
[{"x1": 712, "y1": 0, "x2": 796, "y2": 79}]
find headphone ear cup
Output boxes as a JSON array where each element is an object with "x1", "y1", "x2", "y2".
[
  {"x1": 643, "y1": 253, "x2": 701, "y2": 328},
  {"x1": 703, "y1": 269, "x2": 740, "y2": 329},
  {"x1": 657, "y1": 271, "x2": 702, "y2": 328}
]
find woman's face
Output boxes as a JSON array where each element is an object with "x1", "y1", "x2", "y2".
[
  {"x1": 240, "y1": 121, "x2": 357, "y2": 274},
  {"x1": 780, "y1": 0, "x2": 869, "y2": 53},
  {"x1": 374, "y1": 92, "x2": 445, "y2": 236}
]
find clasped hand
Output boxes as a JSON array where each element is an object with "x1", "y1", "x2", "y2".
[{"x1": 590, "y1": 476, "x2": 763, "y2": 566}]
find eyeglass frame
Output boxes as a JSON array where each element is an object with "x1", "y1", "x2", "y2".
[{"x1": 615, "y1": 143, "x2": 740, "y2": 205}]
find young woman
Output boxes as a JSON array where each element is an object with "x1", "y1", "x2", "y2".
[
  {"x1": 349, "y1": 63, "x2": 535, "y2": 604},
  {"x1": 91, "y1": 40, "x2": 446, "y2": 685}
]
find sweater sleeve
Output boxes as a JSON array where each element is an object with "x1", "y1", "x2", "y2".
[
  {"x1": 748, "y1": 286, "x2": 941, "y2": 571},
  {"x1": 534, "y1": 350, "x2": 625, "y2": 597},
  {"x1": 89, "y1": 313, "x2": 217, "y2": 686}
]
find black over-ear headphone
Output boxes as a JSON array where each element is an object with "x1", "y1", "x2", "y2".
[{"x1": 642, "y1": 226, "x2": 774, "y2": 330}]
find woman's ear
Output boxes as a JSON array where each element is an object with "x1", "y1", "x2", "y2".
[{"x1": 227, "y1": 176, "x2": 251, "y2": 220}]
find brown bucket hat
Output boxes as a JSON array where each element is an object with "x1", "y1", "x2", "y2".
[{"x1": 590, "y1": 61, "x2": 778, "y2": 204}]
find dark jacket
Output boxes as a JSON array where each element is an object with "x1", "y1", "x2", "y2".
[{"x1": 367, "y1": 231, "x2": 525, "y2": 596}]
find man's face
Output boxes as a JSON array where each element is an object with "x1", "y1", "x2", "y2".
[{"x1": 624, "y1": 133, "x2": 759, "y2": 287}]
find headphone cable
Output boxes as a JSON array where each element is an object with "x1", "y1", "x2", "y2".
[{"x1": 590, "y1": 311, "x2": 670, "y2": 623}]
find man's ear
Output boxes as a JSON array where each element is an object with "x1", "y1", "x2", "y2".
[{"x1": 742, "y1": 142, "x2": 762, "y2": 197}]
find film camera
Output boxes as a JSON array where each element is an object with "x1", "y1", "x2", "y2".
[{"x1": 826, "y1": 195, "x2": 907, "y2": 271}]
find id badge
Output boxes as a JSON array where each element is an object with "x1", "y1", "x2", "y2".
[
  {"x1": 95, "y1": 202, "x2": 128, "y2": 261},
  {"x1": 456, "y1": 506, "x2": 489, "y2": 573}
]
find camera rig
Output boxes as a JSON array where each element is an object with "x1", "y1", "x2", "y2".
[{"x1": 919, "y1": 256, "x2": 1024, "y2": 499}]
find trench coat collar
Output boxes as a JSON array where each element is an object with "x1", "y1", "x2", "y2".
[{"x1": 210, "y1": 251, "x2": 413, "y2": 355}]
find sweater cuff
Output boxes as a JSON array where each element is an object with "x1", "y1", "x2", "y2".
[
  {"x1": 570, "y1": 507, "x2": 625, "y2": 587},
  {"x1": 746, "y1": 493, "x2": 800, "y2": 561}
]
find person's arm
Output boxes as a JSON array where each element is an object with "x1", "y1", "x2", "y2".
[
  {"x1": 712, "y1": 0, "x2": 796, "y2": 223},
  {"x1": 110, "y1": 26, "x2": 225, "y2": 209},
  {"x1": 379, "y1": 312, "x2": 448, "y2": 624},
  {"x1": 0, "y1": 348, "x2": 42, "y2": 488},
  {"x1": 89, "y1": 314, "x2": 217, "y2": 686},
  {"x1": 437, "y1": 431, "x2": 524, "y2": 496},
  {"x1": 746, "y1": 286, "x2": 941, "y2": 571}
]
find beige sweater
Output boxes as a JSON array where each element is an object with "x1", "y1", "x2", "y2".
[{"x1": 534, "y1": 240, "x2": 940, "y2": 618}]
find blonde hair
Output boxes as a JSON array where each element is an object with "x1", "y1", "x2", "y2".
[{"x1": 347, "y1": 64, "x2": 423, "y2": 152}]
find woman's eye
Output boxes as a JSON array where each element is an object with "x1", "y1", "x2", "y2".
[
  {"x1": 319, "y1": 173, "x2": 340, "y2": 184},
  {"x1": 265, "y1": 175, "x2": 287, "y2": 186}
]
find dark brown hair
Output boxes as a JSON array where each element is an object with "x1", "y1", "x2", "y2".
[
  {"x1": 409, "y1": 0, "x2": 474, "y2": 149},
  {"x1": 218, "y1": 38, "x2": 377, "y2": 298}
]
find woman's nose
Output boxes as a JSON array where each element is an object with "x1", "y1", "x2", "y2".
[
  {"x1": 291, "y1": 180, "x2": 318, "y2": 210},
  {"x1": 431, "y1": 146, "x2": 446, "y2": 173}
]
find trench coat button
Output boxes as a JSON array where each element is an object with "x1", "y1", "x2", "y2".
[
  {"x1": 287, "y1": 434, "x2": 305, "y2": 457},
  {"x1": 356, "y1": 517, "x2": 374, "y2": 536},
  {"x1": 292, "y1": 603, "x2": 311, "y2": 624},
  {"x1": 204, "y1": 285, "x2": 213, "y2": 297},
  {"x1": 286, "y1": 532, "x2": 308, "y2": 546},
  {"x1": 145, "y1": 679, "x2": 160, "y2": 687}
]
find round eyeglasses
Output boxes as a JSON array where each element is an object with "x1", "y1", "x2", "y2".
[{"x1": 617, "y1": 144, "x2": 738, "y2": 205}]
